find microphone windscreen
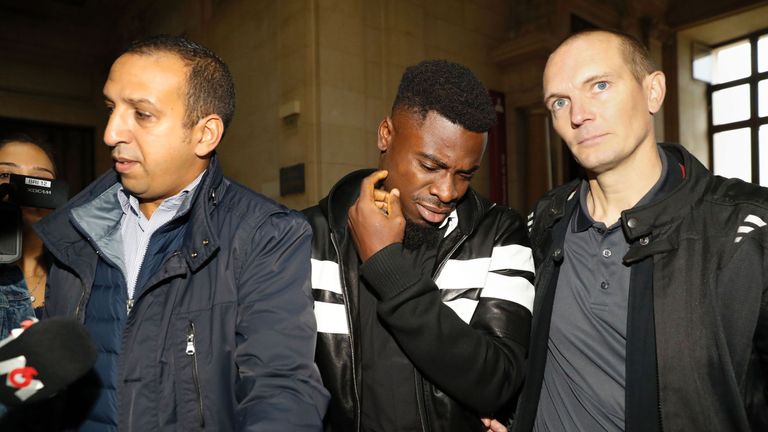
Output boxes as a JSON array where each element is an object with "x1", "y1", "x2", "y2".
[{"x1": 0, "y1": 317, "x2": 96, "y2": 407}]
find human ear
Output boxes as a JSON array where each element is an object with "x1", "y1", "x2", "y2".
[
  {"x1": 377, "y1": 117, "x2": 394, "y2": 152},
  {"x1": 646, "y1": 71, "x2": 666, "y2": 115},
  {"x1": 193, "y1": 115, "x2": 224, "y2": 157}
]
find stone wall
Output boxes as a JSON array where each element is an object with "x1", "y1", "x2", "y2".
[
  {"x1": 2, "y1": 0, "x2": 765, "y2": 210},
  {"x1": 107, "y1": 0, "x2": 512, "y2": 209}
]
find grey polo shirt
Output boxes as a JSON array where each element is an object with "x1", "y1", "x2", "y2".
[{"x1": 534, "y1": 150, "x2": 669, "y2": 432}]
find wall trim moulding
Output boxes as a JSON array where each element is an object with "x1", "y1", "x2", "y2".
[{"x1": 491, "y1": 33, "x2": 561, "y2": 66}]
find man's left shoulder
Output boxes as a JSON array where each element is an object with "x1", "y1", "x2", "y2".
[
  {"x1": 696, "y1": 177, "x2": 768, "y2": 249},
  {"x1": 484, "y1": 203, "x2": 527, "y2": 227},
  {"x1": 215, "y1": 178, "x2": 308, "y2": 230},
  {"x1": 470, "y1": 197, "x2": 529, "y2": 244},
  {"x1": 708, "y1": 175, "x2": 768, "y2": 209}
]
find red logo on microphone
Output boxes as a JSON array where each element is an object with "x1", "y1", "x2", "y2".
[
  {"x1": 0, "y1": 356, "x2": 44, "y2": 401},
  {"x1": 8, "y1": 366, "x2": 38, "y2": 388}
]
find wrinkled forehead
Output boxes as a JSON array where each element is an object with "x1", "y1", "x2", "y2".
[{"x1": 543, "y1": 33, "x2": 625, "y2": 88}]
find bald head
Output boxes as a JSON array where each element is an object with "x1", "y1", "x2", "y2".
[{"x1": 550, "y1": 30, "x2": 657, "y2": 84}]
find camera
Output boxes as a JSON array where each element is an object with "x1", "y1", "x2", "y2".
[{"x1": 0, "y1": 174, "x2": 68, "y2": 264}]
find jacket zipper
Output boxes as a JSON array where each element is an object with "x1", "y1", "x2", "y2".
[
  {"x1": 656, "y1": 364, "x2": 663, "y2": 431},
  {"x1": 73, "y1": 239, "x2": 110, "y2": 321},
  {"x1": 330, "y1": 232, "x2": 362, "y2": 432},
  {"x1": 412, "y1": 233, "x2": 469, "y2": 431},
  {"x1": 129, "y1": 251, "x2": 183, "y2": 314},
  {"x1": 186, "y1": 321, "x2": 205, "y2": 428},
  {"x1": 54, "y1": 217, "x2": 91, "y2": 322},
  {"x1": 127, "y1": 232, "x2": 156, "y2": 315},
  {"x1": 74, "y1": 280, "x2": 88, "y2": 321},
  {"x1": 414, "y1": 372, "x2": 430, "y2": 432},
  {"x1": 432, "y1": 234, "x2": 469, "y2": 277}
]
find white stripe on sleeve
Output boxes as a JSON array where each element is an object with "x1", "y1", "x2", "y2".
[
  {"x1": 435, "y1": 258, "x2": 490, "y2": 289},
  {"x1": 443, "y1": 298, "x2": 479, "y2": 324},
  {"x1": 489, "y1": 244, "x2": 534, "y2": 273},
  {"x1": 314, "y1": 301, "x2": 349, "y2": 334},
  {"x1": 480, "y1": 273, "x2": 534, "y2": 312},
  {"x1": 745, "y1": 214, "x2": 767, "y2": 227},
  {"x1": 311, "y1": 259, "x2": 343, "y2": 294}
]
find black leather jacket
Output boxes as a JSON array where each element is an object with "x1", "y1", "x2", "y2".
[
  {"x1": 304, "y1": 169, "x2": 534, "y2": 431},
  {"x1": 514, "y1": 144, "x2": 768, "y2": 432}
]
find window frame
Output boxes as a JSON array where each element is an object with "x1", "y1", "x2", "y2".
[{"x1": 707, "y1": 28, "x2": 768, "y2": 184}]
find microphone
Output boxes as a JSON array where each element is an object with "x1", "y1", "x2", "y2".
[{"x1": 0, "y1": 317, "x2": 96, "y2": 407}]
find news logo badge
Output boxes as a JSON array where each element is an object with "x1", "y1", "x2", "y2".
[{"x1": 0, "y1": 355, "x2": 44, "y2": 401}]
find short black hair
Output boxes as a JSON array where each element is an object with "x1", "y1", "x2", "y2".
[
  {"x1": 392, "y1": 59, "x2": 496, "y2": 133},
  {"x1": 124, "y1": 35, "x2": 236, "y2": 130},
  {"x1": 0, "y1": 132, "x2": 57, "y2": 176}
]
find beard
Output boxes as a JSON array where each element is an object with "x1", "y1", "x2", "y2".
[{"x1": 402, "y1": 218, "x2": 442, "y2": 251}]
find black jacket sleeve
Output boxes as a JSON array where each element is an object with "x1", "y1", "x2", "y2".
[{"x1": 359, "y1": 210, "x2": 533, "y2": 415}]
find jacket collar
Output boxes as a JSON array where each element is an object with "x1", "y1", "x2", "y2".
[
  {"x1": 540, "y1": 180, "x2": 581, "y2": 232},
  {"x1": 620, "y1": 143, "x2": 708, "y2": 241},
  {"x1": 537, "y1": 144, "x2": 711, "y2": 265},
  {"x1": 541, "y1": 143, "x2": 708, "y2": 239},
  {"x1": 36, "y1": 153, "x2": 228, "y2": 274},
  {"x1": 178, "y1": 154, "x2": 226, "y2": 272},
  {"x1": 573, "y1": 146, "x2": 676, "y2": 234},
  {"x1": 319, "y1": 168, "x2": 493, "y2": 238}
]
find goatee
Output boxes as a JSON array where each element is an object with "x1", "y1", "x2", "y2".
[{"x1": 402, "y1": 219, "x2": 442, "y2": 250}]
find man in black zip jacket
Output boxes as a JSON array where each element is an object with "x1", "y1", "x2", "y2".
[
  {"x1": 513, "y1": 30, "x2": 768, "y2": 432},
  {"x1": 304, "y1": 60, "x2": 534, "y2": 431}
]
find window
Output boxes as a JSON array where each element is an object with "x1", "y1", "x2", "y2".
[{"x1": 706, "y1": 30, "x2": 768, "y2": 186}]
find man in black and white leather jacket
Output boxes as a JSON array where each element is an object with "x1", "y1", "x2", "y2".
[{"x1": 305, "y1": 60, "x2": 534, "y2": 432}]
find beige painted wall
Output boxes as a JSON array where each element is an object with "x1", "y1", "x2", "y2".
[
  {"x1": 112, "y1": 0, "x2": 315, "y2": 209},
  {"x1": 675, "y1": 32, "x2": 710, "y2": 165},
  {"x1": 313, "y1": 0, "x2": 511, "y2": 206},
  {"x1": 0, "y1": 0, "x2": 516, "y2": 210},
  {"x1": 3, "y1": 1, "x2": 766, "y2": 212},
  {"x1": 113, "y1": 0, "x2": 511, "y2": 209}
]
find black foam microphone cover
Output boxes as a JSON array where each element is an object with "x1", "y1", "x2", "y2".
[{"x1": 0, "y1": 317, "x2": 96, "y2": 407}]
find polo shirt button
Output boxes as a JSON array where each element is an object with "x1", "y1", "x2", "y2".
[
  {"x1": 602, "y1": 249, "x2": 612, "y2": 258},
  {"x1": 600, "y1": 281, "x2": 609, "y2": 289}
]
